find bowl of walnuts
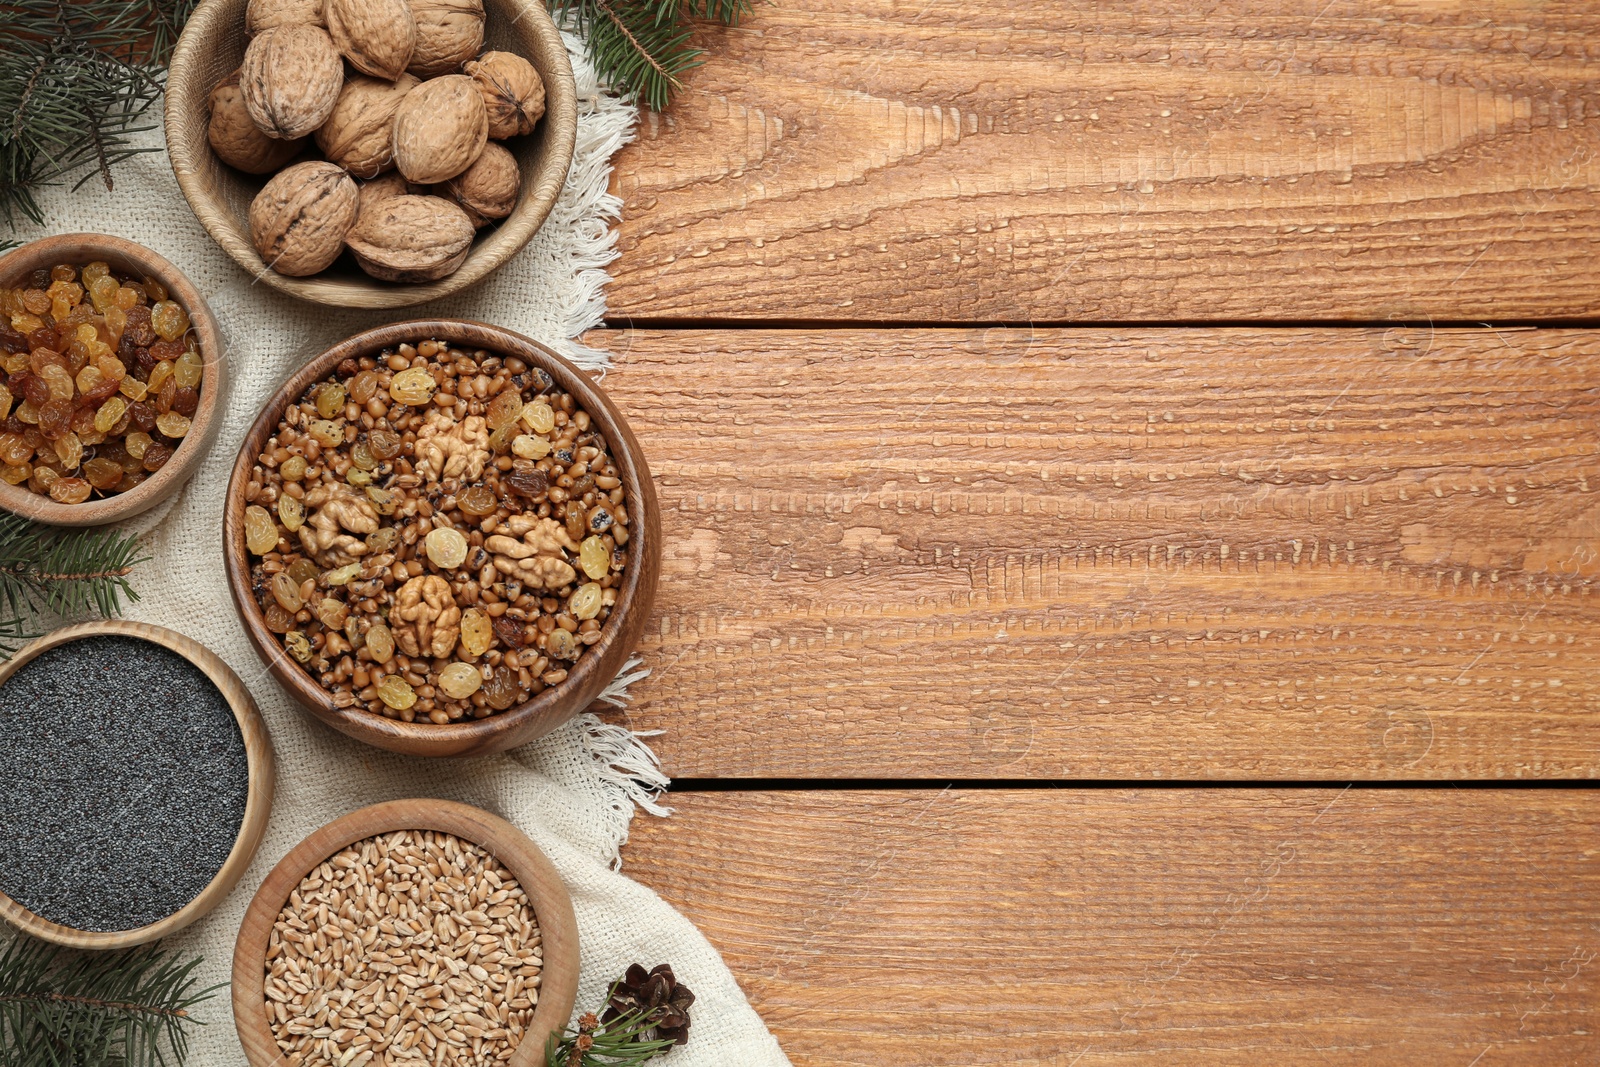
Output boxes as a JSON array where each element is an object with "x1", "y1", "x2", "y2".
[
  {"x1": 222, "y1": 320, "x2": 659, "y2": 758},
  {"x1": 165, "y1": 0, "x2": 577, "y2": 309}
]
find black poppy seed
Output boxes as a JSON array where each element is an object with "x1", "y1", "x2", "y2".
[{"x1": 0, "y1": 635, "x2": 249, "y2": 932}]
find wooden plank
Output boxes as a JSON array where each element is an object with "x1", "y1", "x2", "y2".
[
  {"x1": 598, "y1": 327, "x2": 1600, "y2": 779},
  {"x1": 623, "y1": 789, "x2": 1600, "y2": 1066},
  {"x1": 608, "y1": 1, "x2": 1600, "y2": 323}
]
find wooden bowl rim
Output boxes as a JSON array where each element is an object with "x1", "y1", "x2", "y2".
[
  {"x1": 164, "y1": 0, "x2": 579, "y2": 310},
  {"x1": 223, "y1": 318, "x2": 658, "y2": 757},
  {"x1": 0, "y1": 234, "x2": 228, "y2": 527},
  {"x1": 230, "y1": 798, "x2": 579, "y2": 1067},
  {"x1": 0, "y1": 619, "x2": 276, "y2": 950}
]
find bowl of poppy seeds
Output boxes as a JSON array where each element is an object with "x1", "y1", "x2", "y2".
[{"x1": 0, "y1": 620, "x2": 274, "y2": 949}]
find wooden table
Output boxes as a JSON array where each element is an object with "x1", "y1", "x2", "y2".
[{"x1": 594, "y1": 4, "x2": 1600, "y2": 1062}]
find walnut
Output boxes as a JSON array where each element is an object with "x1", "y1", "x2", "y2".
[
  {"x1": 208, "y1": 71, "x2": 304, "y2": 173},
  {"x1": 488, "y1": 517, "x2": 575, "y2": 557},
  {"x1": 250, "y1": 161, "x2": 358, "y2": 276},
  {"x1": 407, "y1": 0, "x2": 484, "y2": 78},
  {"x1": 435, "y1": 141, "x2": 517, "y2": 228},
  {"x1": 240, "y1": 24, "x2": 344, "y2": 140},
  {"x1": 345, "y1": 193, "x2": 475, "y2": 282},
  {"x1": 246, "y1": 0, "x2": 324, "y2": 34},
  {"x1": 464, "y1": 51, "x2": 544, "y2": 139},
  {"x1": 413, "y1": 409, "x2": 489, "y2": 481},
  {"x1": 325, "y1": 0, "x2": 417, "y2": 82},
  {"x1": 315, "y1": 73, "x2": 420, "y2": 178},
  {"x1": 496, "y1": 554, "x2": 576, "y2": 590},
  {"x1": 392, "y1": 575, "x2": 461, "y2": 658},
  {"x1": 487, "y1": 519, "x2": 577, "y2": 590},
  {"x1": 354, "y1": 172, "x2": 418, "y2": 228},
  {"x1": 391, "y1": 74, "x2": 487, "y2": 184},
  {"x1": 299, "y1": 483, "x2": 380, "y2": 567}
]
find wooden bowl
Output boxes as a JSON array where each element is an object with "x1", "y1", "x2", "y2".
[
  {"x1": 232, "y1": 798, "x2": 579, "y2": 1067},
  {"x1": 0, "y1": 620, "x2": 275, "y2": 950},
  {"x1": 165, "y1": 0, "x2": 578, "y2": 309},
  {"x1": 223, "y1": 319, "x2": 660, "y2": 758},
  {"x1": 0, "y1": 234, "x2": 226, "y2": 527}
]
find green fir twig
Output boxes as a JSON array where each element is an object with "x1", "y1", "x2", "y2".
[
  {"x1": 0, "y1": 935, "x2": 215, "y2": 1067},
  {"x1": 0, "y1": 510, "x2": 146, "y2": 658},
  {"x1": 0, "y1": 0, "x2": 198, "y2": 226},
  {"x1": 546, "y1": 1007, "x2": 681, "y2": 1067},
  {"x1": 552, "y1": 0, "x2": 751, "y2": 111}
]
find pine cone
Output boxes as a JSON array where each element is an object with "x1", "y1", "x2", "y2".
[{"x1": 602, "y1": 963, "x2": 696, "y2": 1046}]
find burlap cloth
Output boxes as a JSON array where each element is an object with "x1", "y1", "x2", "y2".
[{"x1": 8, "y1": 32, "x2": 789, "y2": 1067}]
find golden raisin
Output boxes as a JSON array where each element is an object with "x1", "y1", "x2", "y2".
[
  {"x1": 272, "y1": 572, "x2": 305, "y2": 612},
  {"x1": 388, "y1": 367, "x2": 436, "y2": 406},
  {"x1": 459, "y1": 608, "x2": 492, "y2": 656},
  {"x1": 376, "y1": 675, "x2": 416, "y2": 710},
  {"x1": 48, "y1": 477, "x2": 91, "y2": 504},
  {"x1": 245, "y1": 505, "x2": 278, "y2": 554},
  {"x1": 365, "y1": 622, "x2": 396, "y2": 663},
  {"x1": 437, "y1": 662, "x2": 482, "y2": 700},
  {"x1": 424, "y1": 527, "x2": 468, "y2": 569}
]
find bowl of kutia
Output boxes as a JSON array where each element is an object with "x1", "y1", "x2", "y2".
[{"x1": 223, "y1": 319, "x2": 659, "y2": 758}]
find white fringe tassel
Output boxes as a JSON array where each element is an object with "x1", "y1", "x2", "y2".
[
  {"x1": 549, "y1": 30, "x2": 638, "y2": 373},
  {"x1": 582, "y1": 656, "x2": 672, "y2": 827}
]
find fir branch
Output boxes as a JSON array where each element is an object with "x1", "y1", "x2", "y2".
[
  {"x1": 0, "y1": 511, "x2": 145, "y2": 658},
  {"x1": 546, "y1": 1008, "x2": 681, "y2": 1067},
  {"x1": 553, "y1": 0, "x2": 751, "y2": 111},
  {"x1": 0, "y1": 935, "x2": 215, "y2": 1067},
  {"x1": 0, "y1": 0, "x2": 196, "y2": 226}
]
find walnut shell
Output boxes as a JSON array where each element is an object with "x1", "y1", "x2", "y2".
[
  {"x1": 207, "y1": 71, "x2": 304, "y2": 173},
  {"x1": 355, "y1": 172, "x2": 418, "y2": 226},
  {"x1": 435, "y1": 141, "x2": 518, "y2": 228},
  {"x1": 315, "y1": 73, "x2": 421, "y2": 178},
  {"x1": 246, "y1": 0, "x2": 324, "y2": 34},
  {"x1": 345, "y1": 194, "x2": 474, "y2": 281},
  {"x1": 240, "y1": 24, "x2": 344, "y2": 139},
  {"x1": 250, "y1": 160, "x2": 359, "y2": 276},
  {"x1": 464, "y1": 51, "x2": 545, "y2": 139},
  {"x1": 407, "y1": 0, "x2": 484, "y2": 77},
  {"x1": 390, "y1": 74, "x2": 487, "y2": 184},
  {"x1": 325, "y1": 0, "x2": 417, "y2": 81}
]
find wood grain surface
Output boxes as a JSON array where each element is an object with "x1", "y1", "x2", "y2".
[
  {"x1": 623, "y1": 789, "x2": 1600, "y2": 1066},
  {"x1": 598, "y1": 326, "x2": 1600, "y2": 779},
  {"x1": 607, "y1": 0, "x2": 1600, "y2": 323}
]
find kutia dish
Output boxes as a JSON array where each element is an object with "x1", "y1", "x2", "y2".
[
  {"x1": 0, "y1": 234, "x2": 225, "y2": 527},
  {"x1": 232, "y1": 799, "x2": 578, "y2": 1067},
  {"x1": 225, "y1": 320, "x2": 658, "y2": 758},
  {"x1": 0, "y1": 620, "x2": 274, "y2": 950},
  {"x1": 166, "y1": 0, "x2": 577, "y2": 308}
]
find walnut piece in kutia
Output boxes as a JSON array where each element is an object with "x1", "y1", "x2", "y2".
[
  {"x1": 299, "y1": 482, "x2": 379, "y2": 567},
  {"x1": 486, "y1": 516, "x2": 578, "y2": 590},
  {"x1": 392, "y1": 574, "x2": 462, "y2": 658},
  {"x1": 413, "y1": 408, "x2": 490, "y2": 481}
]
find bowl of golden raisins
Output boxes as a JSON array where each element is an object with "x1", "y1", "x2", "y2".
[
  {"x1": 0, "y1": 234, "x2": 225, "y2": 526},
  {"x1": 223, "y1": 319, "x2": 658, "y2": 758}
]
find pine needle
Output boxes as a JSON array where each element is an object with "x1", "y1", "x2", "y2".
[
  {"x1": 0, "y1": 936, "x2": 215, "y2": 1067},
  {"x1": 0, "y1": 0, "x2": 197, "y2": 226},
  {"x1": 552, "y1": 0, "x2": 751, "y2": 111},
  {"x1": 0, "y1": 511, "x2": 146, "y2": 658}
]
